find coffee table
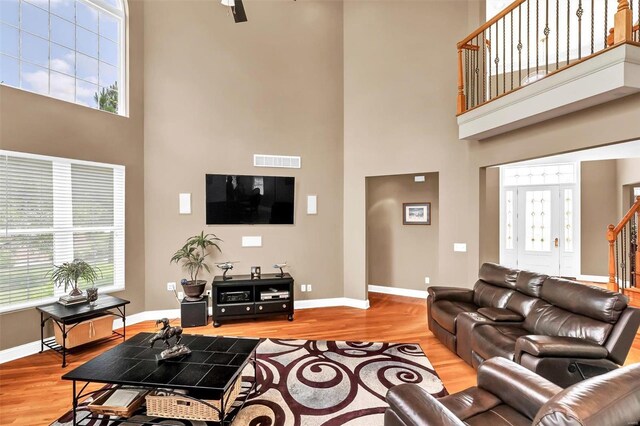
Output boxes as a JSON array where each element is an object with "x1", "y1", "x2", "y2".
[{"x1": 61, "y1": 332, "x2": 260, "y2": 425}]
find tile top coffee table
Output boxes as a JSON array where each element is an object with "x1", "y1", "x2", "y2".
[{"x1": 62, "y1": 332, "x2": 260, "y2": 425}]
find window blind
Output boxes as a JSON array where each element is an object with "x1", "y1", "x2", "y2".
[{"x1": 0, "y1": 150, "x2": 125, "y2": 312}]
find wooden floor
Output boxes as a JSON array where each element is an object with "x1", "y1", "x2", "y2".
[{"x1": 1, "y1": 293, "x2": 639, "y2": 425}]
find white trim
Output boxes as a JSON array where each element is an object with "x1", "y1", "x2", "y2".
[
  {"x1": 458, "y1": 44, "x2": 640, "y2": 140},
  {"x1": 368, "y1": 285, "x2": 428, "y2": 299},
  {"x1": 577, "y1": 275, "x2": 610, "y2": 284},
  {"x1": 0, "y1": 299, "x2": 373, "y2": 364},
  {"x1": 111, "y1": 309, "x2": 180, "y2": 329},
  {"x1": 294, "y1": 298, "x2": 370, "y2": 310}
]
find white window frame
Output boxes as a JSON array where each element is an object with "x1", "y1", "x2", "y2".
[
  {"x1": 0, "y1": 0, "x2": 128, "y2": 116},
  {"x1": 0, "y1": 150, "x2": 125, "y2": 314}
]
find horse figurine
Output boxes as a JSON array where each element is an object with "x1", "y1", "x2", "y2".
[{"x1": 149, "y1": 318, "x2": 184, "y2": 349}]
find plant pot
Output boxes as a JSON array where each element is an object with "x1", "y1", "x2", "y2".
[
  {"x1": 86, "y1": 287, "x2": 98, "y2": 306},
  {"x1": 182, "y1": 280, "x2": 207, "y2": 301}
]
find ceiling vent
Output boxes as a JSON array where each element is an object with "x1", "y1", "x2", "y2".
[{"x1": 253, "y1": 154, "x2": 301, "y2": 169}]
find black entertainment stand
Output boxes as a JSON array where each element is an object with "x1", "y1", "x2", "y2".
[{"x1": 212, "y1": 273, "x2": 294, "y2": 327}]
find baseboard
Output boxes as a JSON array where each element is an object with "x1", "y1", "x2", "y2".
[
  {"x1": 112, "y1": 309, "x2": 180, "y2": 329},
  {"x1": 577, "y1": 275, "x2": 609, "y2": 284},
  {"x1": 368, "y1": 285, "x2": 428, "y2": 299},
  {"x1": 0, "y1": 299, "x2": 370, "y2": 364},
  {"x1": 294, "y1": 298, "x2": 370, "y2": 310},
  {"x1": 0, "y1": 340, "x2": 43, "y2": 365}
]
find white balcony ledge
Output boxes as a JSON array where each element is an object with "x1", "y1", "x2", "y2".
[{"x1": 457, "y1": 43, "x2": 640, "y2": 141}]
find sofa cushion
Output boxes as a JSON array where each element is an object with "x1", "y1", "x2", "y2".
[
  {"x1": 439, "y1": 387, "x2": 501, "y2": 421},
  {"x1": 507, "y1": 292, "x2": 543, "y2": 317},
  {"x1": 540, "y1": 277, "x2": 627, "y2": 323},
  {"x1": 516, "y1": 270, "x2": 547, "y2": 297},
  {"x1": 472, "y1": 324, "x2": 529, "y2": 361},
  {"x1": 478, "y1": 263, "x2": 518, "y2": 289},
  {"x1": 523, "y1": 303, "x2": 613, "y2": 345},
  {"x1": 477, "y1": 307, "x2": 524, "y2": 322},
  {"x1": 473, "y1": 281, "x2": 514, "y2": 309},
  {"x1": 431, "y1": 300, "x2": 478, "y2": 334},
  {"x1": 463, "y1": 404, "x2": 531, "y2": 426}
]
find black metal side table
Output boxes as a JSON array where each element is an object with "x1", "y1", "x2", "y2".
[{"x1": 36, "y1": 295, "x2": 130, "y2": 367}]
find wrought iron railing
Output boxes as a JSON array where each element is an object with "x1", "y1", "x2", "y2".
[
  {"x1": 607, "y1": 196, "x2": 640, "y2": 292},
  {"x1": 457, "y1": 0, "x2": 640, "y2": 115}
]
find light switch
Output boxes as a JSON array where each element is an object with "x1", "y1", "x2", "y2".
[
  {"x1": 242, "y1": 236, "x2": 262, "y2": 247},
  {"x1": 179, "y1": 193, "x2": 191, "y2": 214},
  {"x1": 454, "y1": 243, "x2": 467, "y2": 252},
  {"x1": 307, "y1": 195, "x2": 317, "y2": 215}
]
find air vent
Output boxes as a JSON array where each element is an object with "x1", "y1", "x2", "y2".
[{"x1": 253, "y1": 154, "x2": 301, "y2": 169}]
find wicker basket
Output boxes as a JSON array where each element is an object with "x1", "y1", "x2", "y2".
[{"x1": 146, "y1": 377, "x2": 242, "y2": 421}]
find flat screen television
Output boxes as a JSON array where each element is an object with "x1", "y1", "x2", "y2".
[{"x1": 205, "y1": 174, "x2": 295, "y2": 225}]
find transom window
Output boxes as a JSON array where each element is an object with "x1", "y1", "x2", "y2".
[
  {"x1": 0, "y1": 150, "x2": 125, "y2": 313},
  {"x1": 0, "y1": 0, "x2": 126, "y2": 115}
]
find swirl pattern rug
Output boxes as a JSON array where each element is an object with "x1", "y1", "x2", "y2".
[{"x1": 52, "y1": 338, "x2": 447, "y2": 426}]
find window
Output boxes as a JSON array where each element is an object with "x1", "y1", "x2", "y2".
[
  {"x1": 0, "y1": 0, "x2": 126, "y2": 115},
  {"x1": 502, "y1": 163, "x2": 576, "y2": 186},
  {"x1": 0, "y1": 150, "x2": 125, "y2": 312}
]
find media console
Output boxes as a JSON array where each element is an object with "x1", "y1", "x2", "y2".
[{"x1": 212, "y1": 273, "x2": 294, "y2": 327}]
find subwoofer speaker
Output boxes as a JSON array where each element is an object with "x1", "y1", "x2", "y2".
[{"x1": 181, "y1": 297, "x2": 208, "y2": 328}]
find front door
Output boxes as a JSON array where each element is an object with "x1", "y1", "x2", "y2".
[
  {"x1": 516, "y1": 186, "x2": 561, "y2": 275},
  {"x1": 501, "y1": 164, "x2": 579, "y2": 277}
]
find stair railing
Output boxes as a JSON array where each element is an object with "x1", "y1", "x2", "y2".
[
  {"x1": 607, "y1": 196, "x2": 640, "y2": 292},
  {"x1": 457, "y1": 0, "x2": 638, "y2": 115}
]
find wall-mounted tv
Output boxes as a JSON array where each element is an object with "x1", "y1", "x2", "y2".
[{"x1": 205, "y1": 174, "x2": 295, "y2": 225}]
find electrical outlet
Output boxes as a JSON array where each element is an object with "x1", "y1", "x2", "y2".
[
  {"x1": 167, "y1": 282, "x2": 176, "y2": 291},
  {"x1": 177, "y1": 291, "x2": 184, "y2": 300},
  {"x1": 424, "y1": 277, "x2": 430, "y2": 284},
  {"x1": 301, "y1": 284, "x2": 307, "y2": 292},
  {"x1": 307, "y1": 284, "x2": 312, "y2": 292},
  {"x1": 205, "y1": 290, "x2": 212, "y2": 297}
]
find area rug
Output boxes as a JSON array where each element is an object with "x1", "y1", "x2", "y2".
[{"x1": 52, "y1": 338, "x2": 447, "y2": 426}]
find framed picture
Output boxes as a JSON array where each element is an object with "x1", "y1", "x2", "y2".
[{"x1": 403, "y1": 202, "x2": 431, "y2": 225}]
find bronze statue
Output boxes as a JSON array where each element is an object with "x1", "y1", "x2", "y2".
[{"x1": 150, "y1": 318, "x2": 191, "y2": 362}]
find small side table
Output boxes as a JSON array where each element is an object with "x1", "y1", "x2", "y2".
[{"x1": 36, "y1": 295, "x2": 129, "y2": 367}]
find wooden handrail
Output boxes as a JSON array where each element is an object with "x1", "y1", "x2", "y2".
[
  {"x1": 457, "y1": 0, "x2": 526, "y2": 49},
  {"x1": 607, "y1": 196, "x2": 640, "y2": 292},
  {"x1": 456, "y1": 0, "x2": 635, "y2": 115}
]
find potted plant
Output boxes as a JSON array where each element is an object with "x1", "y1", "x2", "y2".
[
  {"x1": 48, "y1": 259, "x2": 102, "y2": 299},
  {"x1": 170, "y1": 231, "x2": 222, "y2": 300}
]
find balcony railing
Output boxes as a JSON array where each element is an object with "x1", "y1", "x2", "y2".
[{"x1": 457, "y1": 0, "x2": 640, "y2": 115}]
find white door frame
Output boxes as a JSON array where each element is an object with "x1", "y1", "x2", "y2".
[{"x1": 499, "y1": 162, "x2": 581, "y2": 277}]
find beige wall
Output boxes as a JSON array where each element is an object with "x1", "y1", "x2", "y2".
[
  {"x1": 143, "y1": 0, "x2": 344, "y2": 308},
  {"x1": 343, "y1": 0, "x2": 478, "y2": 299},
  {"x1": 366, "y1": 173, "x2": 439, "y2": 290},
  {"x1": 479, "y1": 167, "x2": 499, "y2": 265},
  {"x1": 343, "y1": 0, "x2": 640, "y2": 301},
  {"x1": 581, "y1": 160, "x2": 618, "y2": 277},
  {"x1": 0, "y1": 1, "x2": 145, "y2": 350},
  {"x1": 616, "y1": 158, "x2": 640, "y2": 216}
]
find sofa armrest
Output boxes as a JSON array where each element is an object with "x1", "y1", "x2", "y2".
[
  {"x1": 515, "y1": 335, "x2": 609, "y2": 363},
  {"x1": 477, "y1": 307, "x2": 523, "y2": 322},
  {"x1": 477, "y1": 357, "x2": 562, "y2": 420},
  {"x1": 386, "y1": 384, "x2": 465, "y2": 426},
  {"x1": 427, "y1": 286, "x2": 474, "y2": 303}
]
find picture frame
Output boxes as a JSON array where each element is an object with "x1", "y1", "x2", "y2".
[{"x1": 403, "y1": 202, "x2": 431, "y2": 225}]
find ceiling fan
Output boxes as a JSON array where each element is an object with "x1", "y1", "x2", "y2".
[{"x1": 221, "y1": 0, "x2": 297, "y2": 24}]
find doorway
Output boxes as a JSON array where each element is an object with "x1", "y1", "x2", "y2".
[{"x1": 500, "y1": 163, "x2": 580, "y2": 277}]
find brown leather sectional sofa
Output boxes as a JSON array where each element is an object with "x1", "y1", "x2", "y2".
[
  {"x1": 427, "y1": 263, "x2": 640, "y2": 386},
  {"x1": 385, "y1": 356, "x2": 640, "y2": 426}
]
